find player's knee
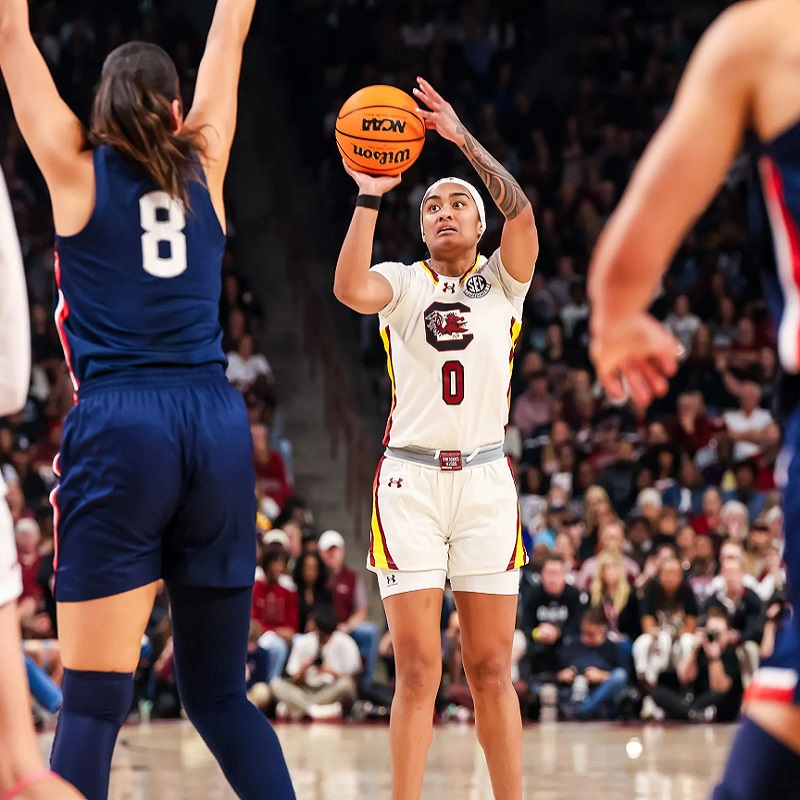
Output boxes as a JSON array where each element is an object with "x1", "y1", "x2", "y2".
[
  {"x1": 62, "y1": 668, "x2": 133, "y2": 726},
  {"x1": 463, "y1": 654, "x2": 511, "y2": 698},
  {"x1": 395, "y1": 654, "x2": 442, "y2": 701}
]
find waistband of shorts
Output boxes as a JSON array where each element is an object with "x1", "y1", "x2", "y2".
[
  {"x1": 384, "y1": 443, "x2": 505, "y2": 470},
  {"x1": 77, "y1": 364, "x2": 228, "y2": 398}
]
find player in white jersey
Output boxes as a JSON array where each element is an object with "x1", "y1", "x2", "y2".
[
  {"x1": 335, "y1": 77, "x2": 538, "y2": 800},
  {"x1": 0, "y1": 172, "x2": 83, "y2": 799}
]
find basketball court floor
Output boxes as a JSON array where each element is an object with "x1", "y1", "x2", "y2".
[{"x1": 39, "y1": 720, "x2": 733, "y2": 799}]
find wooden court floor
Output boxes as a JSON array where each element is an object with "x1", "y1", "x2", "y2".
[{"x1": 39, "y1": 720, "x2": 734, "y2": 799}]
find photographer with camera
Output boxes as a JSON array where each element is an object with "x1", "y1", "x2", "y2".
[
  {"x1": 270, "y1": 605, "x2": 361, "y2": 721},
  {"x1": 649, "y1": 607, "x2": 744, "y2": 722}
]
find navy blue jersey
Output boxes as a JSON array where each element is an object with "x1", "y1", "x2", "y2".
[
  {"x1": 54, "y1": 145, "x2": 226, "y2": 389},
  {"x1": 751, "y1": 121, "x2": 800, "y2": 376}
]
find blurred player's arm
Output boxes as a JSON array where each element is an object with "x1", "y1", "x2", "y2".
[
  {"x1": 0, "y1": 0, "x2": 85, "y2": 186},
  {"x1": 588, "y1": 5, "x2": 755, "y2": 327},
  {"x1": 0, "y1": 172, "x2": 30, "y2": 417},
  {"x1": 185, "y1": 0, "x2": 258, "y2": 185},
  {"x1": 334, "y1": 167, "x2": 399, "y2": 315}
]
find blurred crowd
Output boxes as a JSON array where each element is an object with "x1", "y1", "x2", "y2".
[{"x1": 7, "y1": 0, "x2": 788, "y2": 727}]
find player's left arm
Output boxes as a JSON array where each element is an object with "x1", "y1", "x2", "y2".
[
  {"x1": 414, "y1": 78, "x2": 538, "y2": 282},
  {"x1": 588, "y1": 5, "x2": 756, "y2": 330},
  {"x1": 184, "y1": 0, "x2": 258, "y2": 188}
]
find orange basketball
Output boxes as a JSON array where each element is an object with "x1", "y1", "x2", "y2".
[{"x1": 335, "y1": 85, "x2": 426, "y2": 175}]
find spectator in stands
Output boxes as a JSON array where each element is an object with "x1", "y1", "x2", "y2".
[
  {"x1": 510, "y1": 370, "x2": 553, "y2": 438},
  {"x1": 588, "y1": 552, "x2": 641, "y2": 649},
  {"x1": 520, "y1": 555, "x2": 584, "y2": 685},
  {"x1": 557, "y1": 607, "x2": 631, "y2": 720},
  {"x1": 633, "y1": 558, "x2": 699, "y2": 690},
  {"x1": 665, "y1": 295, "x2": 701, "y2": 356},
  {"x1": 703, "y1": 559, "x2": 764, "y2": 647},
  {"x1": 719, "y1": 500, "x2": 750, "y2": 545},
  {"x1": 688, "y1": 534, "x2": 719, "y2": 601},
  {"x1": 724, "y1": 460, "x2": 766, "y2": 521},
  {"x1": 251, "y1": 550, "x2": 298, "y2": 683},
  {"x1": 226, "y1": 333, "x2": 274, "y2": 394},
  {"x1": 724, "y1": 382, "x2": 774, "y2": 462},
  {"x1": 675, "y1": 525, "x2": 697, "y2": 570},
  {"x1": 744, "y1": 521, "x2": 773, "y2": 580},
  {"x1": 251, "y1": 423, "x2": 292, "y2": 510},
  {"x1": 624, "y1": 514, "x2": 654, "y2": 569},
  {"x1": 649, "y1": 607, "x2": 744, "y2": 723},
  {"x1": 318, "y1": 530, "x2": 379, "y2": 691},
  {"x1": 576, "y1": 521, "x2": 641, "y2": 592},
  {"x1": 691, "y1": 486, "x2": 724, "y2": 539},
  {"x1": 293, "y1": 551, "x2": 332, "y2": 634},
  {"x1": 271, "y1": 605, "x2": 361, "y2": 722}
]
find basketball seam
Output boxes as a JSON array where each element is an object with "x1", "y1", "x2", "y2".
[
  {"x1": 337, "y1": 103, "x2": 424, "y2": 125},
  {"x1": 334, "y1": 129, "x2": 426, "y2": 145}
]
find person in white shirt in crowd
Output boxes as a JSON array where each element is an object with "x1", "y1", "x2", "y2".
[
  {"x1": 271, "y1": 605, "x2": 361, "y2": 722},
  {"x1": 723, "y1": 382, "x2": 774, "y2": 462},
  {"x1": 0, "y1": 166, "x2": 83, "y2": 800},
  {"x1": 664, "y1": 294, "x2": 701, "y2": 358},
  {"x1": 225, "y1": 332, "x2": 274, "y2": 392},
  {"x1": 719, "y1": 500, "x2": 750, "y2": 545}
]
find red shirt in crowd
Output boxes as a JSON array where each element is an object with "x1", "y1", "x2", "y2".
[
  {"x1": 254, "y1": 451, "x2": 293, "y2": 509},
  {"x1": 19, "y1": 555, "x2": 42, "y2": 605},
  {"x1": 326, "y1": 566, "x2": 366, "y2": 625},
  {"x1": 251, "y1": 579, "x2": 299, "y2": 634}
]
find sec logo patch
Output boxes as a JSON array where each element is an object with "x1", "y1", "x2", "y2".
[{"x1": 463, "y1": 274, "x2": 491, "y2": 299}]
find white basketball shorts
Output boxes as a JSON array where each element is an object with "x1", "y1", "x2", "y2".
[
  {"x1": 0, "y1": 480, "x2": 22, "y2": 607},
  {"x1": 367, "y1": 454, "x2": 527, "y2": 599}
]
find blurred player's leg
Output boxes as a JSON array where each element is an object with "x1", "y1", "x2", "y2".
[
  {"x1": 454, "y1": 591, "x2": 522, "y2": 800},
  {"x1": 714, "y1": 412, "x2": 800, "y2": 797},
  {"x1": 51, "y1": 582, "x2": 157, "y2": 800},
  {"x1": 168, "y1": 583, "x2": 296, "y2": 800},
  {"x1": 383, "y1": 588, "x2": 444, "y2": 800}
]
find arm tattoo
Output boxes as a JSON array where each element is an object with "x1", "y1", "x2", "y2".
[{"x1": 455, "y1": 122, "x2": 529, "y2": 221}]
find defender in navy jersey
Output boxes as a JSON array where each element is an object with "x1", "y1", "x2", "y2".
[
  {"x1": 0, "y1": 2, "x2": 295, "y2": 799},
  {"x1": 588, "y1": 1, "x2": 800, "y2": 797}
]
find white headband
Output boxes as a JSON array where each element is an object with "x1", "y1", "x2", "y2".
[{"x1": 420, "y1": 177, "x2": 486, "y2": 239}]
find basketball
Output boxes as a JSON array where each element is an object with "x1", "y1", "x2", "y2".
[{"x1": 335, "y1": 85, "x2": 425, "y2": 175}]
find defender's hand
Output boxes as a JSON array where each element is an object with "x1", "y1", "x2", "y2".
[{"x1": 591, "y1": 313, "x2": 681, "y2": 408}]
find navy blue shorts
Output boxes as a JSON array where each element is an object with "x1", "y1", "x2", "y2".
[{"x1": 52, "y1": 365, "x2": 257, "y2": 602}]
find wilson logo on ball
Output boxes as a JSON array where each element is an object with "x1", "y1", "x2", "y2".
[
  {"x1": 351, "y1": 145, "x2": 412, "y2": 166},
  {"x1": 362, "y1": 118, "x2": 407, "y2": 133}
]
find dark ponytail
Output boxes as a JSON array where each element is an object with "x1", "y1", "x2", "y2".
[{"x1": 88, "y1": 42, "x2": 205, "y2": 209}]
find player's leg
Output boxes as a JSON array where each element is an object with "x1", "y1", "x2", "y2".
[
  {"x1": 51, "y1": 583, "x2": 158, "y2": 799},
  {"x1": 166, "y1": 378, "x2": 295, "y2": 799},
  {"x1": 448, "y1": 459, "x2": 525, "y2": 800},
  {"x1": 383, "y1": 583, "x2": 445, "y2": 800},
  {"x1": 49, "y1": 389, "x2": 185, "y2": 800},
  {"x1": 713, "y1": 414, "x2": 800, "y2": 798},
  {"x1": 167, "y1": 583, "x2": 295, "y2": 798},
  {"x1": 453, "y1": 585, "x2": 522, "y2": 800}
]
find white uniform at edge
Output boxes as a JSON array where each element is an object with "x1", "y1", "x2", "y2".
[
  {"x1": 0, "y1": 169, "x2": 31, "y2": 607},
  {"x1": 372, "y1": 249, "x2": 528, "y2": 452}
]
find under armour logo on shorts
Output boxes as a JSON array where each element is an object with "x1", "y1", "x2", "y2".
[
  {"x1": 387, "y1": 478, "x2": 404, "y2": 488},
  {"x1": 442, "y1": 282, "x2": 456, "y2": 293},
  {"x1": 386, "y1": 574, "x2": 398, "y2": 586}
]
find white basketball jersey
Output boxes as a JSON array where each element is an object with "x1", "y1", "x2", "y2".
[{"x1": 372, "y1": 249, "x2": 531, "y2": 452}]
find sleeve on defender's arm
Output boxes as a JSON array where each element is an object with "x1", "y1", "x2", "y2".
[
  {"x1": 485, "y1": 248, "x2": 532, "y2": 305},
  {"x1": 0, "y1": 171, "x2": 30, "y2": 418}
]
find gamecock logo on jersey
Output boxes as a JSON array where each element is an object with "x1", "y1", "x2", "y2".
[{"x1": 424, "y1": 302, "x2": 474, "y2": 352}]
